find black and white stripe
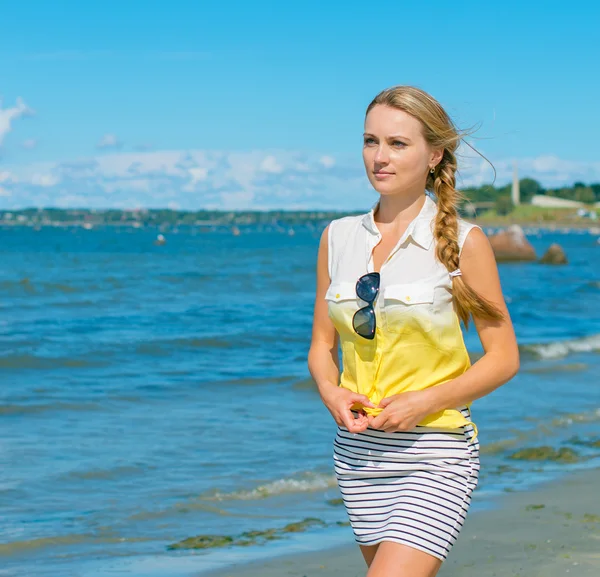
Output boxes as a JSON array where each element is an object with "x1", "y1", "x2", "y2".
[{"x1": 333, "y1": 406, "x2": 480, "y2": 562}]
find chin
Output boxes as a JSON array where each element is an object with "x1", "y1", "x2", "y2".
[{"x1": 369, "y1": 179, "x2": 398, "y2": 194}]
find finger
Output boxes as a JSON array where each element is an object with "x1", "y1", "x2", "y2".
[
  {"x1": 350, "y1": 394, "x2": 376, "y2": 408},
  {"x1": 354, "y1": 413, "x2": 368, "y2": 427},
  {"x1": 351, "y1": 412, "x2": 369, "y2": 430},
  {"x1": 340, "y1": 410, "x2": 357, "y2": 432},
  {"x1": 395, "y1": 420, "x2": 412, "y2": 432},
  {"x1": 378, "y1": 395, "x2": 398, "y2": 408},
  {"x1": 348, "y1": 409, "x2": 370, "y2": 432},
  {"x1": 354, "y1": 419, "x2": 369, "y2": 432},
  {"x1": 370, "y1": 414, "x2": 386, "y2": 430}
]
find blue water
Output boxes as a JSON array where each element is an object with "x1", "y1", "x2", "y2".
[{"x1": 1, "y1": 223, "x2": 599, "y2": 576}]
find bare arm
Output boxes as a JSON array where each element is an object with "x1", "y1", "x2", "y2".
[
  {"x1": 308, "y1": 224, "x2": 375, "y2": 431},
  {"x1": 307, "y1": 224, "x2": 340, "y2": 398},
  {"x1": 424, "y1": 227, "x2": 520, "y2": 413}
]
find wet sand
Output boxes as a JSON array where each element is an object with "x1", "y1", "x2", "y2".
[{"x1": 200, "y1": 466, "x2": 600, "y2": 577}]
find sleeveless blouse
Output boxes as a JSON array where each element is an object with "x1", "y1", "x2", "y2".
[{"x1": 325, "y1": 193, "x2": 481, "y2": 439}]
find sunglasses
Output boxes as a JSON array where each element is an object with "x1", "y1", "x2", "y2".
[{"x1": 352, "y1": 272, "x2": 380, "y2": 339}]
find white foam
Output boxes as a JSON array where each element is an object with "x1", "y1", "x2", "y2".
[
  {"x1": 203, "y1": 471, "x2": 338, "y2": 501},
  {"x1": 523, "y1": 333, "x2": 600, "y2": 359}
]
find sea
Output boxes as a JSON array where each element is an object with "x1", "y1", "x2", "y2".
[{"x1": 1, "y1": 221, "x2": 599, "y2": 576}]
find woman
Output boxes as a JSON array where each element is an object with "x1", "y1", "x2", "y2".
[{"x1": 307, "y1": 85, "x2": 519, "y2": 577}]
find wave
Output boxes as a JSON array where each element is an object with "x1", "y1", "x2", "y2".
[
  {"x1": 200, "y1": 471, "x2": 337, "y2": 502},
  {"x1": 481, "y1": 406, "x2": 600, "y2": 455},
  {"x1": 520, "y1": 333, "x2": 600, "y2": 360},
  {"x1": 122, "y1": 471, "x2": 338, "y2": 524}
]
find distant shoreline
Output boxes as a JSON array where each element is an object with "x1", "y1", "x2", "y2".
[
  {"x1": 1, "y1": 199, "x2": 599, "y2": 232},
  {"x1": 0, "y1": 219, "x2": 598, "y2": 231},
  {"x1": 473, "y1": 218, "x2": 600, "y2": 230}
]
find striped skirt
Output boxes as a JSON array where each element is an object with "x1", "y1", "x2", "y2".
[{"x1": 333, "y1": 406, "x2": 480, "y2": 562}]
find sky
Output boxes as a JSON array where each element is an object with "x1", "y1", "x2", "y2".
[{"x1": 1, "y1": 0, "x2": 599, "y2": 211}]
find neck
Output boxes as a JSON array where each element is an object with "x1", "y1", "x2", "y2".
[{"x1": 374, "y1": 192, "x2": 427, "y2": 227}]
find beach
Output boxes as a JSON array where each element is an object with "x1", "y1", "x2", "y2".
[{"x1": 201, "y1": 466, "x2": 600, "y2": 577}]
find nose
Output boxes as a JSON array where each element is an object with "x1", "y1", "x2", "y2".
[{"x1": 373, "y1": 144, "x2": 389, "y2": 165}]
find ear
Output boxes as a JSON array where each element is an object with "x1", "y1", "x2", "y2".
[{"x1": 430, "y1": 148, "x2": 444, "y2": 168}]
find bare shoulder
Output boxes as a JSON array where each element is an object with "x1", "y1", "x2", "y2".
[
  {"x1": 459, "y1": 226, "x2": 498, "y2": 284},
  {"x1": 316, "y1": 222, "x2": 332, "y2": 283},
  {"x1": 458, "y1": 224, "x2": 518, "y2": 366},
  {"x1": 317, "y1": 222, "x2": 331, "y2": 266},
  {"x1": 460, "y1": 225, "x2": 494, "y2": 261},
  {"x1": 319, "y1": 221, "x2": 331, "y2": 245}
]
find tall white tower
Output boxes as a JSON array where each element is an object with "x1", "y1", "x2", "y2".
[{"x1": 512, "y1": 161, "x2": 520, "y2": 206}]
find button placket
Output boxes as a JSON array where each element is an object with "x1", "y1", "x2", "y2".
[{"x1": 365, "y1": 234, "x2": 382, "y2": 275}]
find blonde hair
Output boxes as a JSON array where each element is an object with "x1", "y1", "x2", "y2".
[{"x1": 365, "y1": 85, "x2": 504, "y2": 328}]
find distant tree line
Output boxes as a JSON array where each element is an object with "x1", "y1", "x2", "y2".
[
  {"x1": 460, "y1": 178, "x2": 599, "y2": 216},
  {"x1": 461, "y1": 178, "x2": 599, "y2": 205}
]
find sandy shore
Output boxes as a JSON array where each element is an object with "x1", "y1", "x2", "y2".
[{"x1": 200, "y1": 466, "x2": 600, "y2": 577}]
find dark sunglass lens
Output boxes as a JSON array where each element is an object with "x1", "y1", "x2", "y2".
[
  {"x1": 356, "y1": 273, "x2": 380, "y2": 303},
  {"x1": 353, "y1": 306, "x2": 376, "y2": 339}
]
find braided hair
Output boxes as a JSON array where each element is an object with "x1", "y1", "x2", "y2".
[{"x1": 366, "y1": 86, "x2": 504, "y2": 328}]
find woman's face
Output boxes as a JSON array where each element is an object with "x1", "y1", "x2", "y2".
[{"x1": 362, "y1": 104, "x2": 437, "y2": 197}]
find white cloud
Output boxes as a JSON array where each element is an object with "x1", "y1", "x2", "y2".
[
  {"x1": 220, "y1": 190, "x2": 255, "y2": 209},
  {"x1": 0, "y1": 97, "x2": 34, "y2": 145},
  {"x1": 0, "y1": 171, "x2": 17, "y2": 183},
  {"x1": 320, "y1": 155, "x2": 335, "y2": 168},
  {"x1": 189, "y1": 167, "x2": 208, "y2": 183},
  {"x1": 96, "y1": 133, "x2": 122, "y2": 149},
  {"x1": 259, "y1": 155, "x2": 283, "y2": 173},
  {"x1": 182, "y1": 167, "x2": 209, "y2": 192},
  {"x1": 455, "y1": 147, "x2": 600, "y2": 189},
  {"x1": 102, "y1": 178, "x2": 151, "y2": 194},
  {"x1": 55, "y1": 194, "x2": 88, "y2": 207},
  {"x1": 31, "y1": 174, "x2": 60, "y2": 187},
  {"x1": 1, "y1": 149, "x2": 598, "y2": 211}
]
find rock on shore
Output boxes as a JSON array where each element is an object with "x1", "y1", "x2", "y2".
[
  {"x1": 539, "y1": 243, "x2": 569, "y2": 264},
  {"x1": 488, "y1": 224, "x2": 537, "y2": 262}
]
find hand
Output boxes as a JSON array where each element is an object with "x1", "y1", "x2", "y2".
[
  {"x1": 368, "y1": 390, "x2": 434, "y2": 433},
  {"x1": 321, "y1": 386, "x2": 376, "y2": 433}
]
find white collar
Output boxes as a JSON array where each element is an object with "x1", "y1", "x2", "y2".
[{"x1": 360, "y1": 193, "x2": 437, "y2": 250}]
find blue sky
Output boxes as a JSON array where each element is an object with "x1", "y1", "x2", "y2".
[{"x1": 1, "y1": 0, "x2": 598, "y2": 210}]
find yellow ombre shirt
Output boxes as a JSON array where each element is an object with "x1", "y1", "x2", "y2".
[{"x1": 325, "y1": 193, "x2": 480, "y2": 440}]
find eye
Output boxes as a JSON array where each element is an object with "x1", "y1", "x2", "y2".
[
  {"x1": 393, "y1": 140, "x2": 406, "y2": 147},
  {"x1": 363, "y1": 137, "x2": 376, "y2": 145}
]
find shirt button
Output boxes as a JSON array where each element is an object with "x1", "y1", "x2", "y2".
[
  {"x1": 406, "y1": 296, "x2": 411, "y2": 301},
  {"x1": 335, "y1": 293, "x2": 340, "y2": 298}
]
